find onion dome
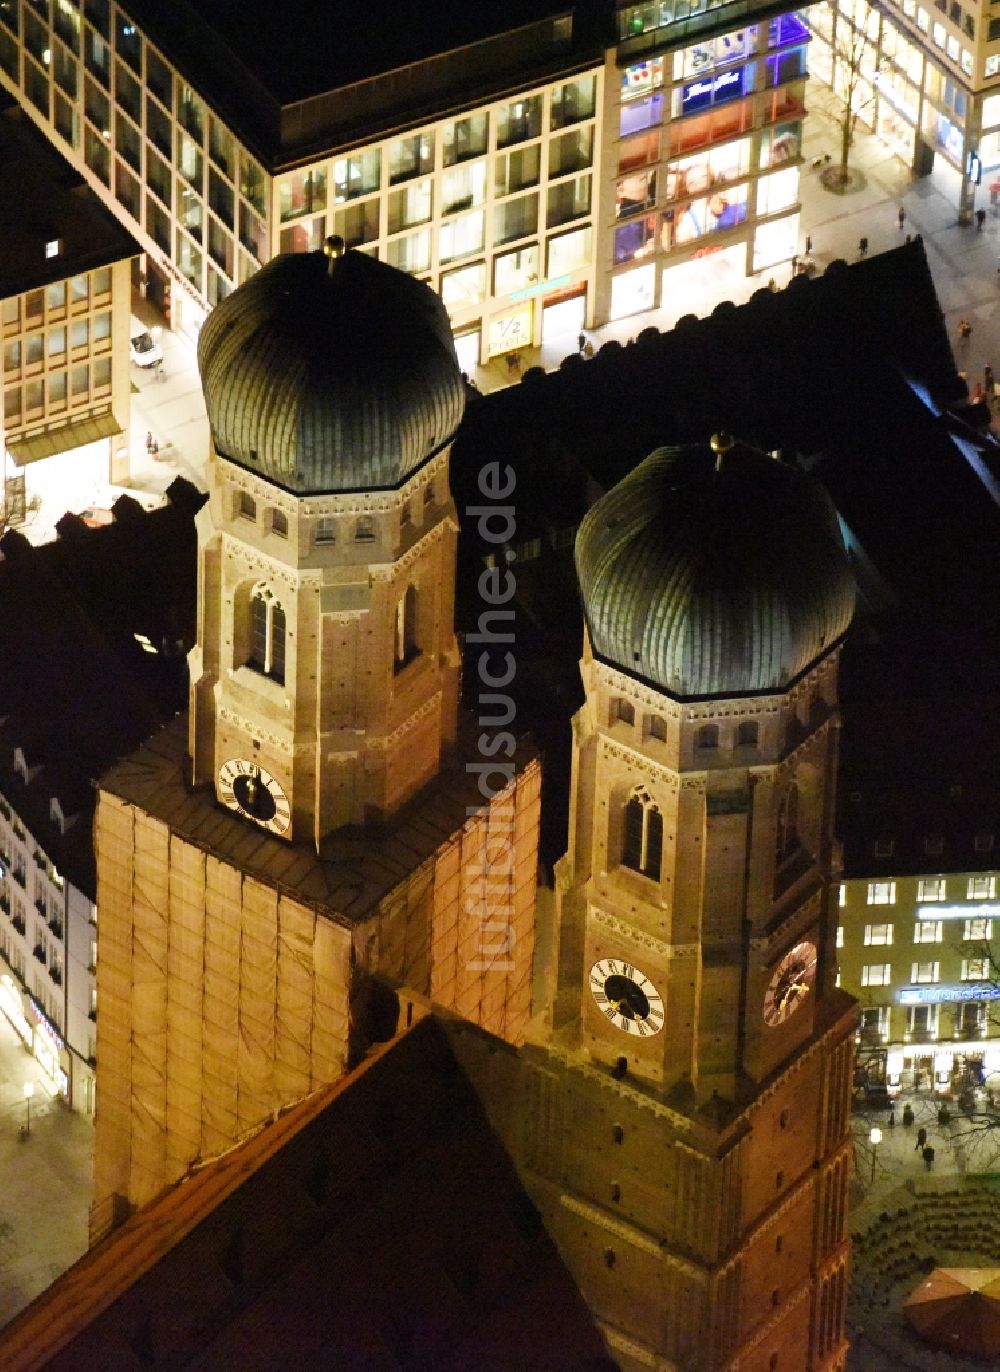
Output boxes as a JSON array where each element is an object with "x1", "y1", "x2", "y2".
[
  {"x1": 197, "y1": 238, "x2": 465, "y2": 494},
  {"x1": 575, "y1": 436, "x2": 855, "y2": 698}
]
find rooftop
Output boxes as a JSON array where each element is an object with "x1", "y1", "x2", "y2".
[
  {"x1": 125, "y1": 0, "x2": 593, "y2": 163},
  {"x1": 0, "y1": 1018, "x2": 610, "y2": 1372},
  {"x1": 99, "y1": 713, "x2": 539, "y2": 926},
  {"x1": 0, "y1": 100, "x2": 140, "y2": 298},
  {"x1": 0, "y1": 481, "x2": 203, "y2": 897}
]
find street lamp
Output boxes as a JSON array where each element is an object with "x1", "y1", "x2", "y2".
[
  {"x1": 22, "y1": 1081, "x2": 34, "y2": 1139},
  {"x1": 869, "y1": 1124, "x2": 882, "y2": 1183}
]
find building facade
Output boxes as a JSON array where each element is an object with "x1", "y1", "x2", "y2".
[
  {"x1": 0, "y1": 101, "x2": 135, "y2": 525},
  {"x1": 839, "y1": 869, "x2": 1000, "y2": 1095},
  {"x1": 0, "y1": 1, "x2": 810, "y2": 368},
  {"x1": 0, "y1": 787, "x2": 91, "y2": 1109},
  {"x1": 601, "y1": 6, "x2": 809, "y2": 322},
  {"x1": 809, "y1": 0, "x2": 1000, "y2": 219}
]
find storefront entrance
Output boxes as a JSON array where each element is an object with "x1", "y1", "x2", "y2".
[
  {"x1": 541, "y1": 288, "x2": 586, "y2": 347},
  {"x1": 453, "y1": 328, "x2": 481, "y2": 376}
]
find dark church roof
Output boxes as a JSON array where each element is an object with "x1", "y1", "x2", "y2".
[
  {"x1": 575, "y1": 437, "x2": 856, "y2": 699},
  {"x1": 197, "y1": 245, "x2": 465, "y2": 495},
  {"x1": 0, "y1": 480, "x2": 203, "y2": 897},
  {"x1": 0, "y1": 1017, "x2": 611, "y2": 1372}
]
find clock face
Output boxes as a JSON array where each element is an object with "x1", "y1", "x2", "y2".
[
  {"x1": 218, "y1": 759, "x2": 290, "y2": 834},
  {"x1": 763, "y1": 939, "x2": 818, "y2": 1027},
  {"x1": 589, "y1": 958, "x2": 664, "y2": 1037}
]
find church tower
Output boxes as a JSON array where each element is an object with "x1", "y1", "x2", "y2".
[
  {"x1": 92, "y1": 243, "x2": 540, "y2": 1229},
  {"x1": 453, "y1": 436, "x2": 859, "y2": 1371},
  {"x1": 189, "y1": 237, "x2": 466, "y2": 846}
]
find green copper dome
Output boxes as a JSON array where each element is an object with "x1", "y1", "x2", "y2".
[
  {"x1": 197, "y1": 243, "x2": 465, "y2": 494},
  {"x1": 575, "y1": 439, "x2": 855, "y2": 699}
]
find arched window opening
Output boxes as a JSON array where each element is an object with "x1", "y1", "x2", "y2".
[
  {"x1": 696, "y1": 722, "x2": 719, "y2": 749},
  {"x1": 776, "y1": 783, "x2": 799, "y2": 864},
  {"x1": 737, "y1": 720, "x2": 759, "y2": 748},
  {"x1": 621, "y1": 787, "x2": 662, "y2": 880},
  {"x1": 394, "y1": 584, "x2": 418, "y2": 671},
  {"x1": 247, "y1": 584, "x2": 286, "y2": 685}
]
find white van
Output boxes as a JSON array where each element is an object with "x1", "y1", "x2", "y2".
[{"x1": 129, "y1": 320, "x2": 163, "y2": 368}]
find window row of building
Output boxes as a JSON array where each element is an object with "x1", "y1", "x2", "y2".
[
  {"x1": 0, "y1": 0, "x2": 815, "y2": 366},
  {"x1": 0, "y1": 785, "x2": 97, "y2": 1112},
  {"x1": 859, "y1": 958, "x2": 992, "y2": 984},
  {"x1": 857, "y1": 875, "x2": 997, "y2": 903},
  {"x1": 845, "y1": 916, "x2": 994, "y2": 944}
]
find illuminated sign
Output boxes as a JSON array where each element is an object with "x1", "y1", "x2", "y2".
[
  {"x1": 30, "y1": 998, "x2": 65, "y2": 1053},
  {"x1": 510, "y1": 274, "x2": 571, "y2": 303},
  {"x1": 681, "y1": 67, "x2": 745, "y2": 113},
  {"x1": 898, "y1": 983, "x2": 1000, "y2": 1005},
  {"x1": 916, "y1": 903, "x2": 1000, "y2": 920}
]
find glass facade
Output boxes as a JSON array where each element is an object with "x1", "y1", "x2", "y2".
[{"x1": 608, "y1": 13, "x2": 808, "y2": 313}]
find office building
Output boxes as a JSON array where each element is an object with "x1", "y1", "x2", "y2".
[
  {"x1": 0, "y1": 1, "x2": 812, "y2": 368},
  {"x1": 0, "y1": 98, "x2": 136, "y2": 525}
]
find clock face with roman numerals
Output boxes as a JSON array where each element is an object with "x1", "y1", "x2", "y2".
[
  {"x1": 218, "y1": 759, "x2": 291, "y2": 835},
  {"x1": 589, "y1": 958, "x2": 664, "y2": 1037}
]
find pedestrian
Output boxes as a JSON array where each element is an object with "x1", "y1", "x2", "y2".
[
  {"x1": 959, "y1": 318, "x2": 973, "y2": 341},
  {"x1": 805, "y1": 235, "x2": 813, "y2": 255},
  {"x1": 577, "y1": 332, "x2": 586, "y2": 355},
  {"x1": 888, "y1": 1108, "x2": 895, "y2": 1128},
  {"x1": 767, "y1": 277, "x2": 777, "y2": 292},
  {"x1": 858, "y1": 235, "x2": 869, "y2": 257},
  {"x1": 145, "y1": 430, "x2": 153, "y2": 454},
  {"x1": 923, "y1": 1145, "x2": 935, "y2": 1169},
  {"x1": 977, "y1": 207, "x2": 987, "y2": 231},
  {"x1": 898, "y1": 206, "x2": 906, "y2": 230},
  {"x1": 985, "y1": 364, "x2": 994, "y2": 397},
  {"x1": 915, "y1": 1126, "x2": 927, "y2": 1151},
  {"x1": 791, "y1": 253, "x2": 798, "y2": 275}
]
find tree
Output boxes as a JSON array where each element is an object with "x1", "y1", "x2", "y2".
[{"x1": 826, "y1": 0, "x2": 881, "y2": 189}]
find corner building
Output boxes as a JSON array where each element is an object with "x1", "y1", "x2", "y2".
[{"x1": 499, "y1": 438, "x2": 859, "y2": 1370}]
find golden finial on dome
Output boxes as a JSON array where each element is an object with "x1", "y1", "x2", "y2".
[
  {"x1": 710, "y1": 430, "x2": 735, "y2": 471},
  {"x1": 323, "y1": 235, "x2": 346, "y2": 274}
]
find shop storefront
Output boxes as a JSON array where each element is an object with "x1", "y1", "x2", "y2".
[
  {"x1": 30, "y1": 1001, "x2": 68, "y2": 1097},
  {"x1": 541, "y1": 285, "x2": 587, "y2": 345},
  {"x1": 0, "y1": 972, "x2": 31, "y2": 1047}
]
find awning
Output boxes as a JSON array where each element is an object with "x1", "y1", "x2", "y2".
[{"x1": 6, "y1": 410, "x2": 122, "y2": 467}]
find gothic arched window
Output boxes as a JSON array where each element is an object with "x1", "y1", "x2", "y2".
[
  {"x1": 776, "y1": 783, "x2": 799, "y2": 864},
  {"x1": 621, "y1": 788, "x2": 663, "y2": 881},
  {"x1": 394, "y1": 584, "x2": 418, "y2": 671},
  {"x1": 247, "y1": 583, "x2": 286, "y2": 685}
]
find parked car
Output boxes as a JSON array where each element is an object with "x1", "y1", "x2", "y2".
[{"x1": 129, "y1": 323, "x2": 163, "y2": 368}]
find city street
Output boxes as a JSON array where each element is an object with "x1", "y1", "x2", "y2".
[{"x1": 0, "y1": 1012, "x2": 91, "y2": 1329}]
